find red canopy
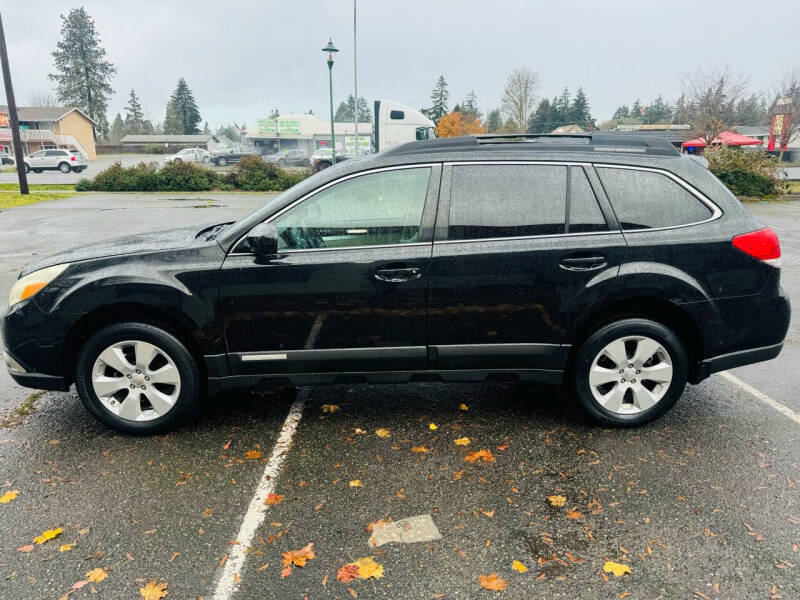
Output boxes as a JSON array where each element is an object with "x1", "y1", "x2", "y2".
[{"x1": 682, "y1": 130, "x2": 763, "y2": 148}]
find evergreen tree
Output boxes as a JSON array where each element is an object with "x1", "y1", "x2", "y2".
[
  {"x1": 735, "y1": 94, "x2": 767, "y2": 126},
  {"x1": 570, "y1": 87, "x2": 592, "y2": 128},
  {"x1": 216, "y1": 124, "x2": 242, "y2": 142},
  {"x1": 163, "y1": 99, "x2": 182, "y2": 135},
  {"x1": 164, "y1": 78, "x2": 201, "y2": 135},
  {"x1": 672, "y1": 93, "x2": 688, "y2": 124},
  {"x1": 552, "y1": 87, "x2": 571, "y2": 126},
  {"x1": 612, "y1": 105, "x2": 630, "y2": 120},
  {"x1": 460, "y1": 90, "x2": 482, "y2": 122},
  {"x1": 269, "y1": 108, "x2": 280, "y2": 119},
  {"x1": 630, "y1": 98, "x2": 643, "y2": 119},
  {"x1": 486, "y1": 109, "x2": 502, "y2": 133},
  {"x1": 48, "y1": 7, "x2": 116, "y2": 138},
  {"x1": 334, "y1": 94, "x2": 371, "y2": 122},
  {"x1": 124, "y1": 89, "x2": 145, "y2": 134},
  {"x1": 423, "y1": 75, "x2": 449, "y2": 124},
  {"x1": 110, "y1": 112, "x2": 125, "y2": 144},
  {"x1": 644, "y1": 94, "x2": 672, "y2": 124},
  {"x1": 528, "y1": 99, "x2": 553, "y2": 133},
  {"x1": 203, "y1": 122, "x2": 211, "y2": 135}
]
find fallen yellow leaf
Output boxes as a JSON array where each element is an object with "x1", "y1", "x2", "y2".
[
  {"x1": 479, "y1": 573, "x2": 508, "y2": 590},
  {"x1": 34, "y1": 527, "x2": 63, "y2": 545},
  {"x1": 139, "y1": 579, "x2": 169, "y2": 600},
  {"x1": 0, "y1": 490, "x2": 19, "y2": 504},
  {"x1": 349, "y1": 479, "x2": 363, "y2": 487},
  {"x1": 454, "y1": 437, "x2": 470, "y2": 446},
  {"x1": 86, "y1": 567, "x2": 108, "y2": 583},
  {"x1": 375, "y1": 428, "x2": 390, "y2": 438},
  {"x1": 411, "y1": 445, "x2": 428, "y2": 454},
  {"x1": 281, "y1": 542, "x2": 315, "y2": 567},
  {"x1": 244, "y1": 450, "x2": 262, "y2": 460},
  {"x1": 321, "y1": 404, "x2": 340, "y2": 413},
  {"x1": 59, "y1": 543, "x2": 73, "y2": 553},
  {"x1": 459, "y1": 403, "x2": 469, "y2": 411},
  {"x1": 265, "y1": 493, "x2": 284, "y2": 506},
  {"x1": 351, "y1": 556, "x2": 384, "y2": 580},
  {"x1": 566, "y1": 509, "x2": 583, "y2": 520},
  {"x1": 464, "y1": 449, "x2": 495, "y2": 463},
  {"x1": 548, "y1": 495, "x2": 567, "y2": 507},
  {"x1": 429, "y1": 423, "x2": 438, "y2": 430},
  {"x1": 511, "y1": 560, "x2": 528, "y2": 573},
  {"x1": 603, "y1": 561, "x2": 632, "y2": 577}
]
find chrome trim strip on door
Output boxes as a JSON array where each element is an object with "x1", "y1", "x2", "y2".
[
  {"x1": 229, "y1": 163, "x2": 440, "y2": 256},
  {"x1": 241, "y1": 353, "x2": 287, "y2": 361}
]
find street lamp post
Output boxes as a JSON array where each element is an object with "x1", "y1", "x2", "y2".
[{"x1": 322, "y1": 38, "x2": 339, "y2": 164}]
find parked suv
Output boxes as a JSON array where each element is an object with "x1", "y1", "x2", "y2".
[
  {"x1": 3, "y1": 133, "x2": 790, "y2": 434},
  {"x1": 23, "y1": 148, "x2": 87, "y2": 173}
]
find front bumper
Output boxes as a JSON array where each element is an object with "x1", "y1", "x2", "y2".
[{"x1": 4, "y1": 348, "x2": 69, "y2": 391}]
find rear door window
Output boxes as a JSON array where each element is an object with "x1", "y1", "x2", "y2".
[
  {"x1": 568, "y1": 167, "x2": 607, "y2": 233},
  {"x1": 448, "y1": 164, "x2": 567, "y2": 240},
  {"x1": 597, "y1": 167, "x2": 712, "y2": 230}
]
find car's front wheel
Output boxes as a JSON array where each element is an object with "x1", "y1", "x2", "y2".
[
  {"x1": 570, "y1": 318, "x2": 688, "y2": 427},
  {"x1": 216, "y1": 157, "x2": 226, "y2": 166},
  {"x1": 23, "y1": 163, "x2": 30, "y2": 173},
  {"x1": 75, "y1": 322, "x2": 200, "y2": 435}
]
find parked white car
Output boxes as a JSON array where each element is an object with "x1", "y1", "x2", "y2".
[
  {"x1": 23, "y1": 149, "x2": 88, "y2": 174},
  {"x1": 163, "y1": 147, "x2": 210, "y2": 165}
]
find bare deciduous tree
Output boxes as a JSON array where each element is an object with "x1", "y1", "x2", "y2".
[
  {"x1": 27, "y1": 90, "x2": 58, "y2": 107},
  {"x1": 770, "y1": 65, "x2": 800, "y2": 160},
  {"x1": 501, "y1": 66, "x2": 540, "y2": 134},
  {"x1": 682, "y1": 67, "x2": 748, "y2": 146}
]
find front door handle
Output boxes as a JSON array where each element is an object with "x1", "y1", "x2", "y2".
[
  {"x1": 559, "y1": 254, "x2": 607, "y2": 271},
  {"x1": 374, "y1": 267, "x2": 422, "y2": 283}
]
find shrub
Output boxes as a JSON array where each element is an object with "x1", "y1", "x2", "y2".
[
  {"x1": 143, "y1": 144, "x2": 166, "y2": 154},
  {"x1": 704, "y1": 146, "x2": 784, "y2": 197},
  {"x1": 224, "y1": 156, "x2": 311, "y2": 191},
  {"x1": 158, "y1": 161, "x2": 220, "y2": 191}
]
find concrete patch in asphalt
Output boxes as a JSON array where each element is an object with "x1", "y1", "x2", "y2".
[{"x1": 368, "y1": 514, "x2": 442, "y2": 547}]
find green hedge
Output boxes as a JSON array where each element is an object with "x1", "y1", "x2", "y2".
[
  {"x1": 704, "y1": 146, "x2": 782, "y2": 197},
  {"x1": 714, "y1": 169, "x2": 778, "y2": 197},
  {"x1": 76, "y1": 157, "x2": 310, "y2": 192}
]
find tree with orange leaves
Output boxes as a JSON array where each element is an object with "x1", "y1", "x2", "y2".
[{"x1": 435, "y1": 111, "x2": 486, "y2": 138}]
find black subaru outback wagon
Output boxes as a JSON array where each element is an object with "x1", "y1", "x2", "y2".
[{"x1": 2, "y1": 133, "x2": 790, "y2": 434}]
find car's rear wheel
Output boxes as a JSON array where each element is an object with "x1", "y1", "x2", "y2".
[
  {"x1": 216, "y1": 157, "x2": 227, "y2": 166},
  {"x1": 58, "y1": 162, "x2": 71, "y2": 173},
  {"x1": 173, "y1": 158, "x2": 182, "y2": 164},
  {"x1": 75, "y1": 323, "x2": 200, "y2": 435},
  {"x1": 570, "y1": 318, "x2": 688, "y2": 427},
  {"x1": 23, "y1": 163, "x2": 30, "y2": 173}
]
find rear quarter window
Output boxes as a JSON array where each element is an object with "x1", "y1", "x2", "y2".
[{"x1": 597, "y1": 167, "x2": 713, "y2": 230}]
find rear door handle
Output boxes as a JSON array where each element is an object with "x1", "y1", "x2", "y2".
[
  {"x1": 559, "y1": 254, "x2": 607, "y2": 271},
  {"x1": 374, "y1": 267, "x2": 422, "y2": 283}
]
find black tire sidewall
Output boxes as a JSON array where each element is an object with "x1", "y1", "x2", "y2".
[
  {"x1": 571, "y1": 318, "x2": 688, "y2": 427},
  {"x1": 75, "y1": 323, "x2": 200, "y2": 435}
]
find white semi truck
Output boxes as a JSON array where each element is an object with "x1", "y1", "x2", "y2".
[{"x1": 373, "y1": 100, "x2": 435, "y2": 153}]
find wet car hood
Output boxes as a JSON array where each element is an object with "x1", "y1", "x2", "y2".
[{"x1": 20, "y1": 224, "x2": 215, "y2": 277}]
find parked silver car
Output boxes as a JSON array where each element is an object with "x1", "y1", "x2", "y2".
[
  {"x1": 262, "y1": 148, "x2": 310, "y2": 167},
  {"x1": 23, "y1": 148, "x2": 88, "y2": 174},
  {"x1": 163, "y1": 147, "x2": 210, "y2": 165}
]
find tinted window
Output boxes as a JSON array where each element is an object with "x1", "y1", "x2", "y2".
[
  {"x1": 389, "y1": 110, "x2": 405, "y2": 120},
  {"x1": 46, "y1": 150, "x2": 66, "y2": 157},
  {"x1": 448, "y1": 164, "x2": 567, "y2": 240},
  {"x1": 273, "y1": 167, "x2": 430, "y2": 250},
  {"x1": 569, "y1": 168, "x2": 607, "y2": 233},
  {"x1": 597, "y1": 167, "x2": 712, "y2": 230}
]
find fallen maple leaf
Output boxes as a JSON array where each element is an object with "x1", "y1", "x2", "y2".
[
  {"x1": 59, "y1": 543, "x2": 73, "y2": 553},
  {"x1": 86, "y1": 568, "x2": 108, "y2": 583},
  {"x1": 0, "y1": 490, "x2": 19, "y2": 504},
  {"x1": 548, "y1": 495, "x2": 566, "y2": 507},
  {"x1": 140, "y1": 579, "x2": 168, "y2": 600},
  {"x1": 265, "y1": 493, "x2": 284, "y2": 506},
  {"x1": 459, "y1": 403, "x2": 469, "y2": 411},
  {"x1": 375, "y1": 428, "x2": 390, "y2": 438},
  {"x1": 566, "y1": 509, "x2": 583, "y2": 520},
  {"x1": 244, "y1": 450, "x2": 262, "y2": 460},
  {"x1": 454, "y1": 437, "x2": 470, "y2": 446},
  {"x1": 511, "y1": 560, "x2": 528, "y2": 573},
  {"x1": 349, "y1": 479, "x2": 363, "y2": 487},
  {"x1": 412, "y1": 445, "x2": 428, "y2": 454},
  {"x1": 429, "y1": 423, "x2": 438, "y2": 430},
  {"x1": 496, "y1": 444, "x2": 509, "y2": 451},
  {"x1": 464, "y1": 449, "x2": 495, "y2": 463},
  {"x1": 281, "y1": 542, "x2": 315, "y2": 568},
  {"x1": 321, "y1": 404, "x2": 340, "y2": 413},
  {"x1": 479, "y1": 573, "x2": 508, "y2": 591},
  {"x1": 337, "y1": 563, "x2": 359, "y2": 583},
  {"x1": 603, "y1": 561, "x2": 632, "y2": 577},
  {"x1": 34, "y1": 527, "x2": 63, "y2": 545},
  {"x1": 352, "y1": 556, "x2": 384, "y2": 580}
]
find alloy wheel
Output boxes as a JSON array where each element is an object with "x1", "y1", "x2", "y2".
[
  {"x1": 588, "y1": 335, "x2": 673, "y2": 415},
  {"x1": 91, "y1": 339, "x2": 181, "y2": 422}
]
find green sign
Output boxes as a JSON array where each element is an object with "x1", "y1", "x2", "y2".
[{"x1": 256, "y1": 118, "x2": 301, "y2": 135}]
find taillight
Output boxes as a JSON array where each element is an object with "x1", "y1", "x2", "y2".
[
  {"x1": 70, "y1": 155, "x2": 75, "y2": 161},
  {"x1": 732, "y1": 227, "x2": 781, "y2": 266}
]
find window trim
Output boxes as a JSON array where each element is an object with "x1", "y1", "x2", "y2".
[
  {"x1": 435, "y1": 160, "x2": 722, "y2": 245},
  {"x1": 229, "y1": 163, "x2": 440, "y2": 255},
  {"x1": 593, "y1": 163, "x2": 723, "y2": 233}
]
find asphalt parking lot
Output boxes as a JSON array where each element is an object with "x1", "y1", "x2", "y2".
[{"x1": 0, "y1": 193, "x2": 798, "y2": 599}]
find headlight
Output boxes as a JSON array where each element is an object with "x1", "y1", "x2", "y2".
[{"x1": 8, "y1": 264, "x2": 69, "y2": 308}]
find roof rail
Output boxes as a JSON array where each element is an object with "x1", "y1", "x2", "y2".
[{"x1": 380, "y1": 133, "x2": 680, "y2": 158}]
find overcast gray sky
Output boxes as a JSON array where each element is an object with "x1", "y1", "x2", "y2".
[{"x1": 4, "y1": 0, "x2": 800, "y2": 129}]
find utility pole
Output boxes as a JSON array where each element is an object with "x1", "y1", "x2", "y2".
[
  {"x1": 0, "y1": 11, "x2": 28, "y2": 194},
  {"x1": 353, "y1": 0, "x2": 358, "y2": 156}
]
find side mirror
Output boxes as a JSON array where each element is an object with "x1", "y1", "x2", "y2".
[{"x1": 245, "y1": 222, "x2": 279, "y2": 257}]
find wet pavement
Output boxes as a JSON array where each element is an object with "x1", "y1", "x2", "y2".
[{"x1": 0, "y1": 193, "x2": 798, "y2": 599}]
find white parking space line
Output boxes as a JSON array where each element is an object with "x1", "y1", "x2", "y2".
[
  {"x1": 212, "y1": 391, "x2": 307, "y2": 600},
  {"x1": 720, "y1": 371, "x2": 800, "y2": 425}
]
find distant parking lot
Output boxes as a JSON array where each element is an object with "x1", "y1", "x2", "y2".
[{"x1": 0, "y1": 194, "x2": 798, "y2": 599}]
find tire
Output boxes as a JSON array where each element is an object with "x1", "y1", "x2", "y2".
[
  {"x1": 318, "y1": 161, "x2": 330, "y2": 170},
  {"x1": 75, "y1": 322, "x2": 201, "y2": 435},
  {"x1": 173, "y1": 158, "x2": 182, "y2": 164},
  {"x1": 58, "y1": 162, "x2": 71, "y2": 173},
  {"x1": 216, "y1": 157, "x2": 227, "y2": 166},
  {"x1": 569, "y1": 318, "x2": 688, "y2": 427},
  {"x1": 74, "y1": 167, "x2": 85, "y2": 173},
  {"x1": 23, "y1": 163, "x2": 29, "y2": 173}
]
